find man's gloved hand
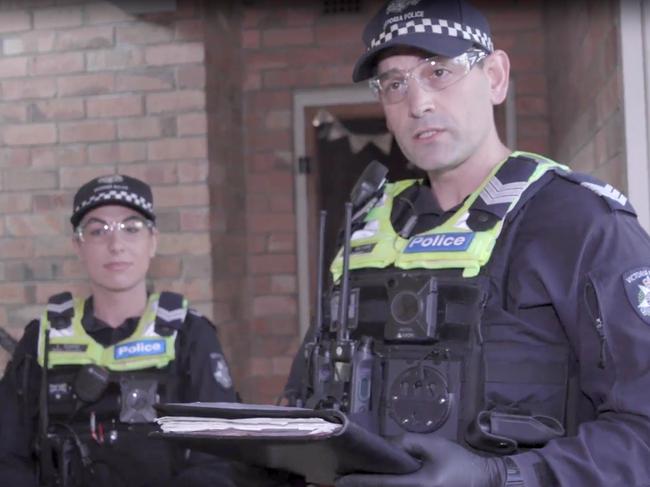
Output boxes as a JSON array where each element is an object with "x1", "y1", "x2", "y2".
[{"x1": 335, "y1": 434, "x2": 506, "y2": 487}]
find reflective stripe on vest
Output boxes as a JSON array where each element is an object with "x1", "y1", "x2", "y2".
[
  {"x1": 37, "y1": 293, "x2": 185, "y2": 371},
  {"x1": 331, "y1": 152, "x2": 568, "y2": 281}
]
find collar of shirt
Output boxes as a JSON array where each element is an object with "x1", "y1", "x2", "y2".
[
  {"x1": 81, "y1": 297, "x2": 141, "y2": 347},
  {"x1": 391, "y1": 180, "x2": 464, "y2": 238}
]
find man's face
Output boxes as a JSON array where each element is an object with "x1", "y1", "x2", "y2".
[
  {"x1": 377, "y1": 50, "x2": 498, "y2": 174},
  {"x1": 73, "y1": 205, "x2": 157, "y2": 294}
]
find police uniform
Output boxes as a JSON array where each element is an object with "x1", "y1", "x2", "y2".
[
  {"x1": 0, "y1": 293, "x2": 237, "y2": 487},
  {"x1": 287, "y1": 152, "x2": 650, "y2": 486},
  {"x1": 0, "y1": 174, "x2": 239, "y2": 487}
]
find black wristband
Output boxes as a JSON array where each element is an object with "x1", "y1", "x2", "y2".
[{"x1": 503, "y1": 457, "x2": 525, "y2": 487}]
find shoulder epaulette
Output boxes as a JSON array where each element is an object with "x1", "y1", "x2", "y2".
[{"x1": 558, "y1": 171, "x2": 636, "y2": 215}]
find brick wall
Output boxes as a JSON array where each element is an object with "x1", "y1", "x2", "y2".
[
  {"x1": 545, "y1": 0, "x2": 625, "y2": 188},
  {"x1": 0, "y1": 0, "x2": 213, "y2": 370}
]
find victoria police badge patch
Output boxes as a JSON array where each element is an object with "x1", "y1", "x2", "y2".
[
  {"x1": 623, "y1": 267, "x2": 650, "y2": 324},
  {"x1": 210, "y1": 352, "x2": 233, "y2": 389}
]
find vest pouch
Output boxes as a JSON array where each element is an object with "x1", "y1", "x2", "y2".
[
  {"x1": 119, "y1": 377, "x2": 158, "y2": 423},
  {"x1": 466, "y1": 409, "x2": 565, "y2": 454}
]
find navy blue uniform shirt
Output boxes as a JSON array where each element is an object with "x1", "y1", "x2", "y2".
[
  {"x1": 0, "y1": 300, "x2": 238, "y2": 487},
  {"x1": 286, "y1": 167, "x2": 650, "y2": 486}
]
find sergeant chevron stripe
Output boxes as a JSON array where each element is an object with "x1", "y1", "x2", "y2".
[
  {"x1": 479, "y1": 178, "x2": 528, "y2": 206},
  {"x1": 47, "y1": 300, "x2": 74, "y2": 314},
  {"x1": 156, "y1": 307, "x2": 186, "y2": 323},
  {"x1": 581, "y1": 182, "x2": 628, "y2": 206}
]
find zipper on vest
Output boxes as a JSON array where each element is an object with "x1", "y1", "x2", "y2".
[{"x1": 585, "y1": 280, "x2": 606, "y2": 369}]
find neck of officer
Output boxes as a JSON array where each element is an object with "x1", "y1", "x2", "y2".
[
  {"x1": 427, "y1": 132, "x2": 512, "y2": 211},
  {"x1": 91, "y1": 282, "x2": 148, "y2": 329}
]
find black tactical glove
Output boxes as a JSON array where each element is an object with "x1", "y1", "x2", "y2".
[{"x1": 335, "y1": 434, "x2": 506, "y2": 487}]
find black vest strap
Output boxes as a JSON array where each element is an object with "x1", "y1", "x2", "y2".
[
  {"x1": 47, "y1": 292, "x2": 74, "y2": 330},
  {"x1": 154, "y1": 291, "x2": 186, "y2": 336},
  {"x1": 467, "y1": 155, "x2": 539, "y2": 231}
]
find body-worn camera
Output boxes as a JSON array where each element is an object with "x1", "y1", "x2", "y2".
[{"x1": 307, "y1": 269, "x2": 486, "y2": 442}]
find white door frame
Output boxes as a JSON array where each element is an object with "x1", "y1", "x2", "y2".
[
  {"x1": 620, "y1": 0, "x2": 650, "y2": 231},
  {"x1": 293, "y1": 86, "x2": 377, "y2": 338}
]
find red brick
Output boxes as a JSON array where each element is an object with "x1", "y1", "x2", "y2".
[
  {"x1": 248, "y1": 212, "x2": 295, "y2": 234},
  {"x1": 32, "y1": 192, "x2": 69, "y2": 212},
  {"x1": 116, "y1": 22, "x2": 173, "y2": 45},
  {"x1": 117, "y1": 117, "x2": 162, "y2": 140},
  {"x1": 59, "y1": 165, "x2": 114, "y2": 189},
  {"x1": 149, "y1": 255, "x2": 182, "y2": 278},
  {"x1": 146, "y1": 90, "x2": 205, "y2": 114},
  {"x1": 0, "y1": 148, "x2": 30, "y2": 168},
  {"x1": 56, "y1": 25, "x2": 114, "y2": 50},
  {"x1": 86, "y1": 47, "x2": 144, "y2": 71},
  {"x1": 270, "y1": 275, "x2": 296, "y2": 294},
  {"x1": 1, "y1": 78, "x2": 57, "y2": 100},
  {"x1": 87, "y1": 95, "x2": 143, "y2": 118},
  {"x1": 268, "y1": 233, "x2": 295, "y2": 253},
  {"x1": 29, "y1": 99, "x2": 85, "y2": 122},
  {"x1": 175, "y1": 19, "x2": 204, "y2": 42},
  {"x1": 154, "y1": 184, "x2": 209, "y2": 208},
  {"x1": 84, "y1": 3, "x2": 132, "y2": 25},
  {"x1": 3, "y1": 123, "x2": 57, "y2": 146},
  {"x1": 119, "y1": 162, "x2": 177, "y2": 184},
  {"x1": 0, "y1": 194, "x2": 31, "y2": 213},
  {"x1": 115, "y1": 68, "x2": 175, "y2": 92},
  {"x1": 176, "y1": 160, "x2": 209, "y2": 183},
  {"x1": 33, "y1": 6, "x2": 83, "y2": 29},
  {"x1": 315, "y1": 22, "x2": 363, "y2": 46},
  {"x1": 264, "y1": 110, "x2": 291, "y2": 130},
  {"x1": 59, "y1": 120, "x2": 116, "y2": 143},
  {"x1": 58, "y1": 259, "x2": 88, "y2": 280},
  {"x1": 516, "y1": 96, "x2": 547, "y2": 116},
  {"x1": 0, "y1": 10, "x2": 31, "y2": 33},
  {"x1": 32, "y1": 52, "x2": 84, "y2": 76},
  {"x1": 34, "y1": 235, "x2": 75, "y2": 257},
  {"x1": 88, "y1": 141, "x2": 147, "y2": 164},
  {"x1": 0, "y1": 283, "x2": 27, "y2": 304},
  {"x1": 31, "y1": 145, "x2": 86, "y2": 168},
  {"x1": 243, "y1": 72, "x2": 262, "y2": 91},
  {"x1": 4, "y1": 170, "x2": 57, "y2": 191},
  {"x1": 35, "y1": 282, "x2": 89, "y2": 304},
  {"x1": 269, "y1": 193, "x2": 294, "y2": 212},
  {"x1": 157, "y1": 233, "x2": 210, "y2": 255},
  {"x1": 0, "y1": 57, "x2": 29, "y2": 78},
  {"x1": 58, "y1": 73, "x2": 115, "y2": 97},
  {"x1": 0, "y1": 238, "x2": 34, "y2": 259},
  {"x1": 5, "y1": 214, "x2": 64, "y2": 237},
  {"x1": 148, "y1": 137, "x2": 207, "y2": 160},
  {"x1": 180, "y1": 255, "x2": 211, "y2": 279},
  {"x1": 176, "y1": 64, "x2": 205, "y2": 89},
  {"x1": 145, "y1": 42, "x2": 204, "y2": 65},
  {"x1": 3, "y1": 31, "x2": 55, "y2": 56},
  {"x1": 179, "y1": 208, "x2": 209, "y2": 231},
  {"x1": 167, "y1": 278, "x2": 213, "y2": 302},
  {"x1": 0, "y1": 104, "x2": 28, "y2": 123},
  {"x1": 177, "y1": 113, "x2": 206, "y2": 135},
  {"x1": 262, "y1": 27, "x2": 314, "y2": 48},
  {"x1": 250, "y1": 254, "x2": 296, "y2": 274},
  {"x1": 248, "y1": 171, "x2": 293, "y2": 194}
]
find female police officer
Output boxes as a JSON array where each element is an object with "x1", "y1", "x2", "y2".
[
  {"x1": 287, "y1": 0, "x2": 650, "y2": 486},
  {"x1": 0, "y1": 175, "x2": 238, "y2": 487}
]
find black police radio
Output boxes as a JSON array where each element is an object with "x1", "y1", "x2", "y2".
[{"x1": 300, "y1": 161, "x2": 485, "y2": 444}]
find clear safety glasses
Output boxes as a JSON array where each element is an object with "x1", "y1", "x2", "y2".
[
  {"x1": 75, "y1": 216, "x2": 154, "y2": 244},
  {"x1": 369, "y1": 48, "x2": 489, "y2": 105}
]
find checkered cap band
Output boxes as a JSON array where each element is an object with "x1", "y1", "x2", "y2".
[
  {"x1": 370, "y1": 17, "x2": 493, "y2": 52},
  {"x1": 74, "y1": 190, "x2": 153, "y2": 218}
]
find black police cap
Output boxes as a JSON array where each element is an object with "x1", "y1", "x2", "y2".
[
  {"x1": 353, "y1": 0, "x2": 494, "y2": 82},
  {"x1": 70, "y1": 174, "x2": 155, "y2": 227}
]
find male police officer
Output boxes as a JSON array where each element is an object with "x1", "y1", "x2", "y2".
[
  {"x1": 0, "y1": 175, "x2": 238, "y2": 487},
  {"x1": 286, "y1": 0, "x2": 650, "y2": 486}
]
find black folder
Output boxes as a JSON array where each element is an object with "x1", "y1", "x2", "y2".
[{"x1": 153, "y1": 402, "x2": 420, "y2": 485}]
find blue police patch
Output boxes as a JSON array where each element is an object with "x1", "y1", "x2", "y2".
[
  {"x1": 404, "y1": 232, "x2": 474, "y2": 253},
  {"x1": 114, "y1": 339, "x2": 166, "y2": 360},
  {"x1": 622, "y1": 267, "x2": 650, "y2": 324}
]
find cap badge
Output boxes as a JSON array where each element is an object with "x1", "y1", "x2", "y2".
[
  {"x1": 97, "y1": 175, "x2": 124, "y2": 184},
  {"x1": 387, "y1": 0, "x2": 422, "y2": 14}
]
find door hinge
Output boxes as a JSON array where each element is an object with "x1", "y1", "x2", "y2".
[{"x1": 297, "y1": 156, "x2": 311, "y2": 174}]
